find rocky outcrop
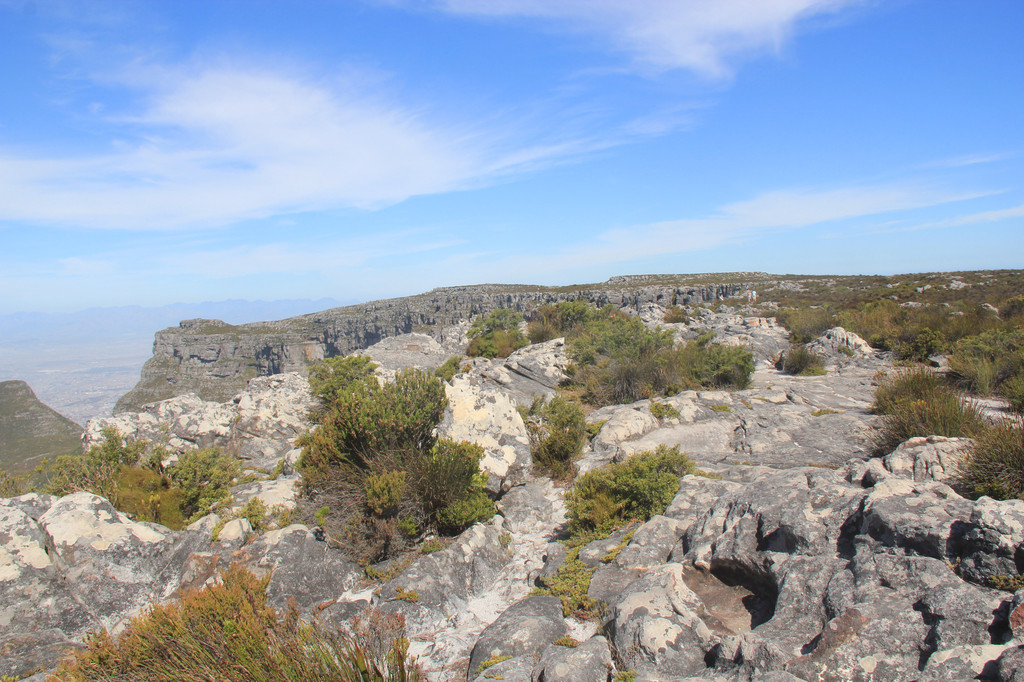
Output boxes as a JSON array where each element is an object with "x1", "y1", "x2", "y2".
[
  {"x1": 11, "y1": 306, "x2": 1024, "y2": 681},
  {"x1": 116, "y1": 278, "x2": 752, "y2": 412},
  {"x1": 0, "y1": 379, "x2": 83, "y2": 473},
  {"x1": 88, "y1": 372, "x2": 315, "y2": 472}
]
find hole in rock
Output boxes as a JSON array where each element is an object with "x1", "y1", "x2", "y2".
[{"x1": 682, "y1": 562, "x2": 778, "y2": 636}]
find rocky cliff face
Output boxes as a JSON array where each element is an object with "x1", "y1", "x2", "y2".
[
  {"x1": 0, "y1": 380, "x2": 83, "y2": 473},
  {"x1": 115, "y1": 277, "x2": 751, "y2": 413}
]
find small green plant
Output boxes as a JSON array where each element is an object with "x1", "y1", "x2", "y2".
[
  {"x1": 532, "y1": 550, "x2": 599, "y2": 619},
  {"x1": 711, "y1": 404, "x2": 732, "y2": 413},
  {"x1": 477, "y1": 654, "x2": 513, "y2": 675},
  {"x1": 565, "y1": 445, "x2": 695, "y2": 538},
  {"x1": 394, "y1": 587, "x2": 419, "y2": 603},
  {"x1": 419, "y1": 537, "x2": 447, "y2": 554},
  {"x1": 49, "y1": 565, "x2": 424, "y2": 681},
  {"x1": 613, "y1": 671, "x2": 638, "y2": 682},
  {"x1": 871, "y1": 369, "x2": 985, "y2": 456},
  {"x1": 522, "y1": 395, "x2": 587, "y2": 479},
  {"x1": 364, "y1": 556, "x2": 414, "y2": 583},
  {"x1": 499, "y1": 531, "x2": 512, "y2": 548},
  {"x1": 956, "y1": 418, "x2": 1024, "y2": 500},
  {"x1": 0, "y1": 468, "x2": 26, "y2": 497},
  {"x1": 238, "y1": 497, "x2": 270, "y2": 532},
  {"x1": 600, "y1": 529, "x2": 635, "y2": 564},
  {"x1": 315, "y1": 505, "x2": 330, "y2": 528},
  {"x1": 649, "y1": 401, "x2": 680, "y2": 420},
  {"x1": 307, "y1": 355, "x2": 379, "y2": 406},
  {"x1": 365, "y1": 470, "x2": 407, "y2": 518},
  {"x1": 433, "y1": 356, "x2": 462, "y2": 382},
  {"x1": 811, "y1": 408, "x2": 840, "y2": 417},
  {"x1": 780, "y1": 345, "x2": 826, "y2": 376},
  {"x1": 990, "y1": 573, "x2": 1024, "y2": 592},
  {"x1": 586, "y1": 420, "x2": 608, "y2": 440},
  {"x1": 553, "y1": 635, "x2": 580, "y2": 648},
  {"x1": 663, "y1": 306, "x2": 689, "y2": 324}
]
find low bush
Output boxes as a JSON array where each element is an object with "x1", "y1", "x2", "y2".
[
  {"x1": 299, "y1": 370, "x2": 492, "y2": 563},
  {"x1": 663, "y1": 306, "x2": 689, "y2": 324},
  {"x1": 955, "y1": 418, "x2": 1024, "y2": 501},
  {"x1": 893, "y1": 327, "x2": 946, "y2": 362},
  {"x1": 165, "y1": 446, "x2": 242, "y2": 523},
  {"x1": 565, "y1": 445, "x2": 695, "y2": 538},
  {"x1": 521, "y1": 396, "x2": 587, "y2": 479},
  {"x1": 43, "y1": 429, "x2": 239, "y2": 530},
  {"x1": 307, "y1": 355, "x2": 379, "y2": 407},
  {"x1": 871, "y1": 369, "x2": 986, "y2": 456},
  {"x1": 433, "y1": 356, "x2": 462, "y2": 383},
  {"x1": 650, "y1": 401, "x2": 681, "y2": 420},
  {"x1": 0, "y1": 468, "x2": 26, "y2": 497},
  {"x1": 48, "y1": 565, "x2": 423, "y2": 681},
  {"x1": 777, "y1": 307, "x2": 836, "y2": 343},
  {"x1": 533, "y1": 550, "x2": 600, "y2": 620},
  {"x1": 467, "y1": 309, "x2": 528, "y2": 358},
  {"x1": 780, "y1": 345, "x2": 826, "y2": 376},
  {"x1": 949, "y1": 328, "x2": 1024, "y2": 397}
]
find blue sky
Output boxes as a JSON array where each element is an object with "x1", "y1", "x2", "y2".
[{"x1": 1, "y1": 0, "x2": 1021, "y2": 314}]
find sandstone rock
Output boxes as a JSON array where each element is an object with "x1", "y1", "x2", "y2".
[
  {"x1": 468, "y1": 595, "x2": 569, "y2": 678},
  {"x1": 438, "y1": 376, "x2": 533, "y2": 493},
  {"x1": 361, "y1": 332, "x2": 451, "y2": 374},
  {"x1": 805, "y1": 327, "x2": 873, "y2": 362},
  {"x1": 480, "y1": 337, "x2": 570, "y2": 403},
  {"x1": 604, "y1": 563, "x2": 715, "y2": 678},
  {"x1": 533, "y1": 635, "x2": 613, "y2": 682},
  {"x1": 879, "y1": 435, "x2": 969, "y2": 482}
]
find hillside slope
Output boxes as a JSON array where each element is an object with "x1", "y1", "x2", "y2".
[{"x1": 0, "y1": 379, "x2": 83, "y2": 473}]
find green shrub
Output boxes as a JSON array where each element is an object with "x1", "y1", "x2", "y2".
[
  {"x1": 48, "y1": 565, "x2": 423, "y2": 681},
  {"x1": 949, "y1": 328, "x2": 1024, "y2": 396},
  {"x1": 238, "y1": 497, "x2": 270, "y2": 532},
  {"x1": 565, "y1": 445, "x2": 695, "y2": 537},
  {"x1": 299, "y1": 369, "x2": 447, "y2": 474},
  {"x1": 1001, "y1": 375, "x2": 1024, "y2": 414},
  {"x1": 527, "y1": 301, "x2": 598, "y2": 343},
  {"x1": 47, "y1": 427, "x2": 147, "y2": 504},
  {"x1": 165, "y1": 447, "x2": 242, "y2": 522},
  {"x1": 650, "y1": 401, "x2": 680, "y2": 420},
  {"x1": 366, "y1": 470, "x2": 406, "y2": 518},
  {"x1": 711, "y1": 404, "x2": 732, "y2": 413},
  {"x1": 893, "y1": 327, "x2": 946, "y2": 362},
  {"x1": 522, "y1": 396, "x2": 586, "y2": 479},
  {"x1": 663, "y1": 306, "x2": 689, "y2": 324},
  {"x1": 114, "y1": 467, "x2": 184, "y2": 529},
  {"x1": 955, "y1": 418, "x2": 1024, "y2": 500},
  {"x1": 780, "y1": 345, "x2": 826, "y2": 376},
  {"x1": 433, "y1": 356, "x2": 462, "y2": 382},
  {"x1": 777, "y1": 307, "x2": 836, "y2": 343},
  {"x1": 1002, "y1": 296, "x2": 1024, "y2": 321},
  {"x1": 533, "y1": 550, "x2": 599, "y2": 619},
  {"x1": 467, "y1": 309, "x2": 527, "y2": 358},
  {"x1": 307, "y1": 355, "x2": 378, "y2": 405},
  {"x1": 298, "y1": 371, "x2": 491, "y2": 562},
  {"x1": 0, "y1": 468, "x2": 26, "y2": 497},
  {"x1": 871, "y1": 370, "x2": 985, "y2": 456},
  {"x1": 668, "y1": 333, "x2": 754, "y2": 391}
]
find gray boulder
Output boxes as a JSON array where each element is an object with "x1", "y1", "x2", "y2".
[{"x1": 468, "y1": 595, "x2": 569, "y2": 678}]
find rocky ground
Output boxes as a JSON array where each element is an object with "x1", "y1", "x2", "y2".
[{"x1": 4, "y1": 308, "x2": 1024, "y2": 681}]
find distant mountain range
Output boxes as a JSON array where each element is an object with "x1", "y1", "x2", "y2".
[{"x1": 0, "y1": 298, "x2": 348, "y2": 425}]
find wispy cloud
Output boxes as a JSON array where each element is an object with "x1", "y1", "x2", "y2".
[
  {"x1": 433, "y1": 0, "x2": 862, "y2": 78},
  {"x1": 867, "y1": 203, "x2": 1024, "y2": 235},
  {"x1": 0, "y1": 62, "x2": 596, "y2": 230},
  {"x1": 415, "y1": 182, "x2": 992, "y2": 281}
]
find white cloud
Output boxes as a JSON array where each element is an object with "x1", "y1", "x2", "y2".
[
  {"x1": 418, "y1": 182, "x2": 990, "y2": 281},
  {"x1": 435, "y1": 0, "x2": 861, "y2": 77},
  {"x1": 0, "y1": 63, "x2": 581, "y2": 230}
]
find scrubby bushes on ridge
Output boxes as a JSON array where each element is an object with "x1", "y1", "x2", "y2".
[
  {"x1": 49, "y1": 564, "x2": 423, "y2": 681},
  {"x1": 871, "y1": 368, "x2": 985, "y2": 457},
  {"x1": 298, "y1": 369, "x2": 493, "y2": 563},
  {"x1": 520, "y1": 395, "x2": 586, "y2": 479},
  {"x1": 466, "y1": 309, "x2": 527, "y2": 358}
]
